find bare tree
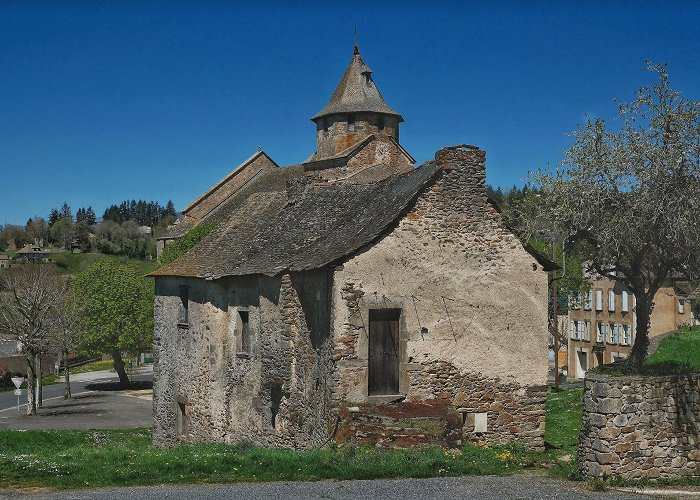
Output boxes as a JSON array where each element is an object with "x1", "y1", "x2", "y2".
[
  {"x1": 0, "y1": 264, "x2": 68, "y2": 414},
  {"x1": 48, "y1": 286, "x2": 83, "y2": 399},
  {"x1": 534, "y1": 63, "x2": 700, "y2": 370}
]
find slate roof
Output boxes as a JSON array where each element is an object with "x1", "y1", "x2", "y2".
[
  {"x1": 311, "y1": 46, "x2": 403, "y2": 122},
  {"x1": 162, "y1": 160, "x2": 300, "y2": 240},
  {"x1": 152, "y1": 163, "x2": 441, "y2": 279}
]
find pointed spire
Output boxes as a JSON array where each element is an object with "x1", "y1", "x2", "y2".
[{"x1": 312, "y1": 46, "x2": 403, "y2": 123}]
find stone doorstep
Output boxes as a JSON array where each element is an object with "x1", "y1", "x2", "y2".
[{"x1": 614, "y1": 487, "x2": 700, "y2": 497}]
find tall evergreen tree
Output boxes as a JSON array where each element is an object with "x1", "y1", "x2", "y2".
[
  {"x1": 59, "y1": 202, "x2": 72, "y2": 221},
  {"x1": 48, "y1": 208, "x2": 60, "y2": 226},
  {"x1": 85, "y1": 207, "x2": 96, "y2": 226}
]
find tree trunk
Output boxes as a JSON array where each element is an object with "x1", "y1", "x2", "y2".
[
  {"x1": 630, "y1": 293, "x2": 654, "y2": 371},
  {"x1": 112, "y1": 350, "x2": 130, "y2": 388},
  {"x1": 35, "y1": 352, "x2": 43, "y2": 409},
  {"x1": 26, "y1": 352, "x2": 37, "y2": 416},
  {"x1": 63, "y1": 349, "x2": 71, "y2": 399}
]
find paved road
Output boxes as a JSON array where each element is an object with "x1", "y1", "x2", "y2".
[
  {"x1": 0, "y1": 368, "x2": 152, "y2": 413},
  {"x1": 0, "y1": 368, "x2": 153, "y2": 429},
  {"x1": 0, "y1": 476, "x2": 663, "y2": 500}
]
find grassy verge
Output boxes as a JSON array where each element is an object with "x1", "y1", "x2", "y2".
[
  {"x1": 0, "y1": 388, "x2": 584, "y2": 489},
  {"x1": 645, "y1": 325, "x2": 700, "y2": 373},
  {"x1": 544, "y1": 387, "x2": 583, "y2": 480},
  {"x1": 0, "y1": 429, "x2": 544, "y2": 489},
  {"x1": 69, "y1": 360, "x2": 114, "y2": 375}
]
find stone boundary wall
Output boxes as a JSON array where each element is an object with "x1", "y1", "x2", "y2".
[{"x1": 579, "y1": 372, "x2": 700, "y2": 479}]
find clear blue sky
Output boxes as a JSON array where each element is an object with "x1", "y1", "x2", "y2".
[{"x1": 2, "y1": 1, "x2": 699, "y2": 225}]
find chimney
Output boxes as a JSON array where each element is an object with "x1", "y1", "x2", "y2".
[{"x1": 432, "y1": 144, "x2": 487, "y2": 213}]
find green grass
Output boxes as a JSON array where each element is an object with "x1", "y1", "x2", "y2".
[
  {"x1": 0, "y1": 388, "x2": 587, "y2": 489},
  {"x1": 545, "y1": 387, "x2": 583, "y2": 452},
  {"x1": 645, "y1": 325, "x2": 700, "y2": 373},
  {"x1": 0, "y1": 429, "x2": 545, "y2": 489},
  {"x1": 69, "y1": 360, "x2": 114, "y2": 375},
  {"x1": 544, "y1": 387, "x2": 584, "y2": 480}
]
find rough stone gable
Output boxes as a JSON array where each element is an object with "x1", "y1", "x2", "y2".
[{"x1": 330, "y1": 146, "x2": 548, "y2": 448}]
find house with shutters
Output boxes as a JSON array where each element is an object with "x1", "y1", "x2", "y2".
[
  {"x1": 151, "y1": 45, "x2": 552, "y2": 449},
  {"x1": 567, "y1": 277, "x2": 697, "y2": 379}
]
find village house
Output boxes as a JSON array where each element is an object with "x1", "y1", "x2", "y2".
[
  {"x1": 567, "y1": 277, "x2": 696, "y2": 378},
  {"x1": 0, "y1": 255, "x2": 12, "y2": 269},
  {"x1": 151, "y1": 46, "x2": 552, "y2": 450},
  {"x1": 14, "y1": 242, "x2": 49, "y2": 263}
]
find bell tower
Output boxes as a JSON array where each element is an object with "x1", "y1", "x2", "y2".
[{"x1": 311, "y1": 46, "x2": 404, "y2": 160}]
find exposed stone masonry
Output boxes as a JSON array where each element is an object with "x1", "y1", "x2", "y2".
[
  {"x1": 409, "y1": 361, "x2": 546, "y2": 449},
  {"x1": 579, "y1": 373, "x2": 700, "y2": 479}
]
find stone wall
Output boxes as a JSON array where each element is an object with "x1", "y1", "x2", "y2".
[
  {"x1": 330, "y1": 145, "x2": 549, "y2": 449},
  {"x1": 579, "y1": 373, "x2": 700, "y2": 479},
  {"x1": 310, "y1": 137, "x2": 413, "y2": 183},
  {"x1": 152, "y1": 271, "x2": 334, "y2": 448},
  {"x1": 315, "y1": 112, "x2": 399, "y2": 159}
]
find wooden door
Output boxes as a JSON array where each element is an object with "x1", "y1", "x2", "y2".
[{"x1": 368, "y1": 309, "x2": 400, "y2": 395}]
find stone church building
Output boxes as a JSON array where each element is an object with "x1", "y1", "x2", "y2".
[{"x1": 152, "y1": 46, "x2": 551, "y2": 449}]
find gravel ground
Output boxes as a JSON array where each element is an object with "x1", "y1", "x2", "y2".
[{"x1": 0, "y1": 475, "x2": 664, "y2": 500}]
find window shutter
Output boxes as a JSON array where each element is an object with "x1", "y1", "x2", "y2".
[
  {"x1": 622, "y1": 291, "x2": 629, "y2": 312},
  {"x1": 608, "y1": 290, "x2": 615, "y2": 312},
  {"x1": 596, "y1": 290, "x2": 603, "y2": 311}
]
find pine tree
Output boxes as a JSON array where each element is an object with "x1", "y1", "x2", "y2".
[
  {"x1": 85, "y1": 207, "x2": 97, "y2": 226},
  {"x1": 48, "y1": 209, "x2": 60, "y2": 226},
  {"x1": 165, "y1": 200, "x2": 176, "y2": 218},
  {"x1": 59, "y1": 202, "x2": 72, "y2": 221}
]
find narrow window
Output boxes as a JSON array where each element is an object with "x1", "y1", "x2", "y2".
[
  {"x1": 347, "y1": 114, "x2": 355, "y2": 132},
  {"x1": 679, "y1": 299, "x2": 685, "y2": 314},
  {"x1": 378, "y1": 115, "x2": 385, "y2": 131},
  {"x1": 596, "y1": 322, "x2": 605, "y2": 343},
  {"x1": 622, "y1": 324, "x2": 631, "y2": 345},
  {"x1": 239, "y1": 311, "x2": 250, "y2": 353},
  {"x1": 178, "y1": 285, "x2": 189, "y2": 326},
  {"x1": 595, "y1": 290, "x2": 603, "y2": 311},
  {"x1": 176, "y1": 398, "x2": 190, "y2": 438},
  {"x1": 584, "y1": 320, "x2": 591, "y2": 341},
  {"x1": 608, "y1": 290, "x2": 616, "y2": 312},
  {"x1": 270, "y1": 385, "x2": 282, "y2": 428},
  {"x1": 570, "y1": 321, "x2": 577, "y2": 340},
  {"x1": 621, "y1": 291, "x2": 629, "y2": 312},
  {"x1": 584, "y1": 291, "x2": 592, "y2": 311}
]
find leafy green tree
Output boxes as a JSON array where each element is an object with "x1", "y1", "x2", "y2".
[
  {"x1": 534, "y1": 64, "x2": 700, "y2": 370},
  {"x1": 72, "y1": 259, "x2": 154, "y2": 387},
  {"x1": 25, "y1": 217, "x2": 48, "y2": 244},
  {"x1": 49, "y1": 217, "x2": 75, "y2": 249}
]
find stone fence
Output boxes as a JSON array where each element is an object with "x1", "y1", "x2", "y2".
[{"x1": 579, "y1": 372, "x2": 700, "y2": 479}]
